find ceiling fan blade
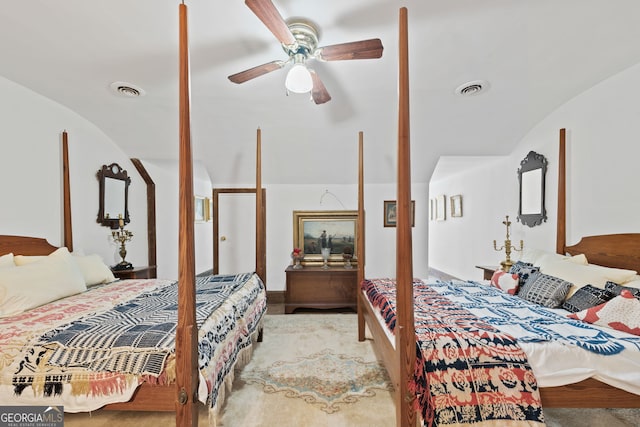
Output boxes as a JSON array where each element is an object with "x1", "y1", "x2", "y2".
[
  {"x1": 316, "y1": 38, "x2": 384, "y2": 61},
  {"x1": 228, "y1": 60, "x2": 285, "y2": 84},
  {"x1": 245, "y1": 0, "x2": 296, "y2": 46},
  {"x1": 309, "y1": 69, "x2": 331, "y2": 105}
]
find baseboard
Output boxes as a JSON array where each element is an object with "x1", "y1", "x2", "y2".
[{"x1": 267, "y1": 290, "x2": 285, "y2": 304}]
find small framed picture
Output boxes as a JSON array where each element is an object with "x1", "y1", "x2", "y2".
[
  {"x1": 435, "y1": 194, "x2": 446, "y2": 221},
  {"x1": 194, "y1": 196, "x2": 206, "y2": 222},
  {"x1": 450, "y1": 194, "x2": 463, "y2": 218},
  {"x1": 204, "y1": 197, "x2": 212, "y2": 222},
  {"x1": 429, "y1": 198, "x2": 435, "y2": 221},
  {"x1": 383, "y1": 200, "x2": 415, "y2": 227}
]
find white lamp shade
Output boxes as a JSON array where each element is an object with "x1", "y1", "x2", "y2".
[{"x1": 285, "y1": 64, "x2": 313, "y2": 94}]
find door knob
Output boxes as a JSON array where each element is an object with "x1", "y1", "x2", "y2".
[{"x1": 220, "y1": 236, "x2": 227, "y2": 241}]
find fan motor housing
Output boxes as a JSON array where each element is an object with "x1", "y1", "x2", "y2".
[{"x1": 283, "y1": 19, "x2": 319, "y2": 57}]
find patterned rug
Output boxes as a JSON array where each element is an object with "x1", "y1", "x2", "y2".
[{"x1": 240, "y1": 348, "x2": 392, "y2": 413}]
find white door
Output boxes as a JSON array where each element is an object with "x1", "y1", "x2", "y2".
[{"x1": 218, "y1": 193, "x2": 256, "y2": 274}]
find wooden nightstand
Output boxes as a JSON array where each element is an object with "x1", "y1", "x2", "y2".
[
  {"x1": 475, "y1": 265, "x2": 498, "y2": 281},
  {"x1": 111, "y1": 265, "x2": 157, "y2": 280},
  {"x1": 285, "y1": 265, "x2": 357, "y2": 314}
]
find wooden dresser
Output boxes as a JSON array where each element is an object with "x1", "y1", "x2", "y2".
[{"x1": 285, "y1": 265, "x2": 357, "y2": 314}]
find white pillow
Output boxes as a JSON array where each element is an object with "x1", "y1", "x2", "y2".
[
  {"x1": 621, "y1": 277, "x2": 640, "y2": 289},
  {"x1": 73, "y1": 254, "x2": 116, "y2": 286},
  {"x1": 13, "y1": 254, "x2": 46, "y2": 266},
  {"x1": 518, "y1": 247, "x2": 552, "y2": 265},
  {"x1": 537, "y1": 255, "x2": 637, "y2": 291},
  {"x1": 0, "y1": 253, "x2": 14, "y2": 268},
  {"x1": 519, "y1": 248, "x2": 588, "y2": 266},
  {"x1": 0, "y1": 247, "x2": 86, "y2": 317}
]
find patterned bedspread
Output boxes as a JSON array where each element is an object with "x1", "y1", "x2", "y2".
[
  {"x1": 362, "y1": 278, "x2": 545, "y2": 427},
  {"x1": 429, "y1": 280, "x2": 640, "y2": 355},
  {"x1": 0, "y1": 272, "x2": 266, "y2": 413}
]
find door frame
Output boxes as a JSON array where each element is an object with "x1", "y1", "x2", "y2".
[{"x1": 212, "y1": 188, "x2": 266, "y2": 280}]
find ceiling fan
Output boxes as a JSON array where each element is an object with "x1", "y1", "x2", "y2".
[{"x1": 228, "y1": 0, "x2": 384, "y2": 104}]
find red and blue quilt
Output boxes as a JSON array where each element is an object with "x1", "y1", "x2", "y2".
[{"x1": 362, "y1": 278, "x2": 545, "y2": 426}]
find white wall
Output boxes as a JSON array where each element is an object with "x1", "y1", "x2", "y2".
[
  {"x1": 139, "y1": 159, "x2": 213, "y2": 280},
  {"x1": 0, "y1": 76, "x2": 148, "y2": 268},
  {"x1": 4, "y1": 70, "x2": 433, "y2": 290},
  {"x1": 264, "y1": 182, "x2": 430, "y2": 291},
  {"x1": 429, "y1": 62, "x2": 640, "y2": 281},
  {"x1": 12, "y1": 57, "x2": 639, "y2": 290}
]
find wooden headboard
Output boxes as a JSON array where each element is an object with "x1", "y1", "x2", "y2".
[
  {"x1": 556, "y1": 128, "x2": 640, "y2": 273},
  {"x1": 565, "y1": 234, "x2": 640, "y2": 273},
  {"x1": 0, "y1": 235, "x2": 59, "y2": 257}
]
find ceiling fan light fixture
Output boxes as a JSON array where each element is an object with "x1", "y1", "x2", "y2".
[{"x1": 285, "y1": 63, "x2": 313, "y2": 94}]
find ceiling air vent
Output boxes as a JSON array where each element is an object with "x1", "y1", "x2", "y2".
[
  {"x1": 110, "y1": 81, "x2": 146, "y2": 98},
  {"x1": 455, "y1": 80, "x2": 489, "y2": 97}
]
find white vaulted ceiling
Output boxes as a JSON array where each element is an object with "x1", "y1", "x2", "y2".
[{"x1": 1, "y1": 1, "x2": 639, "y2": 185}]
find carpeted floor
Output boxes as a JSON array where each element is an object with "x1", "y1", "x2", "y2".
[{"x1": 64, "y1": 313, "x2": 640, "y2": 427}]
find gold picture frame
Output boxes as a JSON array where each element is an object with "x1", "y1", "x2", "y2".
[
  {"x1": 383, "y1": 200, "x2": 415, "y2": 227},
  {"x1": 450, "y1": 194, "x2": 463, "y2": 218},
  {"x1": 292, "y1": 210, "x2": 358, "y2": 266}
]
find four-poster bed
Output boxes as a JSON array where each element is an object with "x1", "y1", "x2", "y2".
[
  {"x1": 0, "y1": 5, "x2": 268, "y2": 426},
  {"x1": 357, "y1": 7, "x2": 639, "y2": 427}
]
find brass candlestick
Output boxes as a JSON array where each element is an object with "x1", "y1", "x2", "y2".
[
  {"x1": 493, "y1": 215, "x2": 523, "y2": 271},
  {"x1": 111, "y1": 216, "x2": 133, "y2": 270}
]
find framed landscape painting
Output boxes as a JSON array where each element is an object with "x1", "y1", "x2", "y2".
[{"x1": 292, "y1": 210, "x2": 358, "y2": 265}]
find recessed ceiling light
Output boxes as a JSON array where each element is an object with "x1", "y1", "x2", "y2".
[
  {"x1": 455, "y1": 80, "x2": 489, "y2": 96},
  {"x1": 109, "y1": 81, "x2": 146, "y2": 98}
]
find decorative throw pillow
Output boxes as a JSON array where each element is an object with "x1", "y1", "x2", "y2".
[
  {"x1": 517, "y1": 272, "x2": 572, "y2": 308},
  {"x1": 562, "y1": 284, "x2": 616, "y2": 313},
  {"x1": 509, "y1": 261, "x2": 539, "y2": 285},
  {"x1": 490, "y1": 270, "x2": 520, "y2": 295},
  {"x1": 568, "y1": 290, "x2": 640, "y2": 336},
  {"x1": 604, "y1": 281, "x2": 640, "y2": 299}
]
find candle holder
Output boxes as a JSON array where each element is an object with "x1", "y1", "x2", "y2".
[
  {"x1": 320, "y1": 248, "x2": 331, "y2": 269},
  {"x1": 112, "y1": 218, "x2": 134, "y2": 271},
  {"x1": 493, "y1": 215, "x2": 523, "y2": 271}
]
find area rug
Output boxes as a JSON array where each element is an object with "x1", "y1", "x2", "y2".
[
  {"x1": 217, "y1": 313, "x2": 396, "y2": 427},
  {"x1": 240, "y1": 348, "x2": 392, "y2": 414}
]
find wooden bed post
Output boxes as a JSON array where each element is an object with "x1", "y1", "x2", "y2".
[
  {"x1": 556, "y1": 128, "x2": 566, "y2": 255},
  {"x1": 62, "y1": 130, "x2": 73, "y2": 252},
  {"x1": 176, "y1": 3, "x2": 199, "y2": 426},
  {"x1": 395, "y1": 7, "x2": 416, "y2": 427},
  {"x1": 256, "y1": 128, "x2": 267, "y2": 287},
  {"x1": 357, "y1": 131, "x2": 366, "y2": 341}
]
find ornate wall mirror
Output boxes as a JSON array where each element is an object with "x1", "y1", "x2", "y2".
[
  {"x1": 97, "y1": 163, "x2": 130, "y2": 229},
  {"x1": 517, "y1": 151, "x2": 547, "y2": 227}
]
